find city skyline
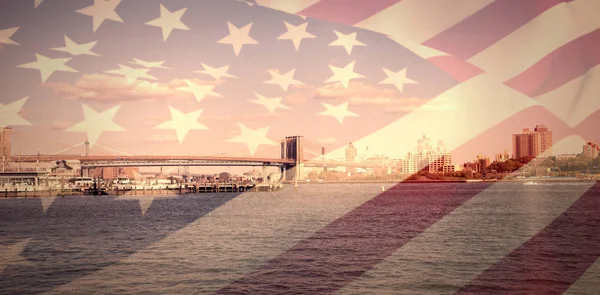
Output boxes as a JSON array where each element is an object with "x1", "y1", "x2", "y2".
[
  {"x1": 0, "y1": 122, "x2": 595, "y2": 166},
  {"x1": 3, "y1": 1, "x2": 597, "y2": 167},
  {"x1": 1, "y1": 0, "x2": 460, "y2": 161}
]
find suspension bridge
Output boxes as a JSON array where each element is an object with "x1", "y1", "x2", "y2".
[{"x1": 8, "y1": 136, "x2": 390, "y2": 180}]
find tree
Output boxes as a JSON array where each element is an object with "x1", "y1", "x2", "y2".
[{"x1": 307, "y1": 171, "x2": 318, "y2": 180}]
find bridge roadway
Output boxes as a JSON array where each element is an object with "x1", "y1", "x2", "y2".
[
  {"x1": 11, "y1": 155, "x2": 388, "y2": 169},
  {"x1": 12, "y1": 155, "x2": 294, "y2": 167}
]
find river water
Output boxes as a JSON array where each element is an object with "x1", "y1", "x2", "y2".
[{"x1": 0, "y1": 182, "x2": 599, "y2": 294}]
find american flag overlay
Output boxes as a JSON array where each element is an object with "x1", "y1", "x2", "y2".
[{"x1": 1, "y1": 0, "x2": 600, "y2": 294}]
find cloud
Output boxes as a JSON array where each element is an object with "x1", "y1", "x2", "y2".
[
  {"x1": 169, "y1": 78, "x2": 225, "y2": 87},
  {"x1": 144, "y1": 134, "x2": 179, "y2": 143},
  {"x1": 284, "y1": 91, "x2": 313, "y2": 105},
  {"x1": 314, "y1": 81, "x2": 448, "y2": 113},
  {"x1": 203, "y1": 112, "x2": 280, "y2": 122},
  {"x1": 318, "y1": 137, "x2": 341, "y2": 144},
  {"x1": 44, "y1": 74, "x2": 221, "y2": 102},
  {"x1": 49, "y1": 120, "x2": 75, "y2": 130},
  {"x1": 315, "y1": 81, "x2": 398, "y2": 100}
]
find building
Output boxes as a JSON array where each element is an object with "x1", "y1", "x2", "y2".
[
  {"x1": 403, "y1": 135, "x2": 453, "y2": 174},
  {"x1": 534, "y1": 125, "x2": 553, "y2": 157},
  {"x1": 0, "y1": 127, "x2": 12, "y2": 160},
  {"x1": 364, "y1": 155, "x2": 389, "y2": 165},
  {"x1": 91, "y1": 167, "x2": 139, "y2": 180},
  {"x1": 477, "y1": 155, "x2": 491, "y2": 168},
  {"x1": 50, "y1": 160, "x2": 81, "y2": 177},
  {"x1": 513, "y1": 128, "x2": 541, "y2": 159},
  {"x1": 495, "y1": 150, "x2": 510, "y2": 162},
  {"x1": 583, "y1": 142, "x2": 600, "y2": 159},
  {"x1": 512, "y1": 126, "x2": 553, "y2": 159},
  {"x1": 429, "y1": 153, "x2": 454, "y2": 173},
  {"x1": 345, "y1": 142, "x2": 357, "y2": 163}
]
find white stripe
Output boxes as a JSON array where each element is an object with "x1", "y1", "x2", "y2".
[
  {"x1": 255, "y1": 0, "x2": 322, "y2": 14},
  {"x1": 339, "y1": 151, "x2": 594, "y2": 294},
  {"x1": 536, "y1": 65, "x2": 600, "y2": 127},
  {"x1": 355, "y1": 0, "x2": 493, "y2": 44},
  {"x1": 355, "y1": 0, "x2": 493, "y2": 59},
  {"x1": 469, "y1": 0, "x2": 600, "y2": 81},
  {"x1": 564, "y1": 258, "x2": 600, "y2": 295},
  {"x1": 44, "y1": 186, "x2": 381, "y2": 294},
  {"x1": 326, "y1": 73, "x2": 539, "y2": 161}
]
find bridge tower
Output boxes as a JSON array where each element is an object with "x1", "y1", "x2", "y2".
[{"x1": 281, "y1": 136, "x2": 304, "y2": 181}]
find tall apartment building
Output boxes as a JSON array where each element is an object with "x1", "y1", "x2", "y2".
[
  {"x1": 512, "y1": 125, "x2": 553, "y2": 159},
  {"x1": 0, "y1": 127, "x2": 12, "y2": 160},
  {"x1": 345, "y1": 142, "x2": 357, "y2": 163},
  {"x1": 403, "y1": 135, "x2": 453, "y2": 174},
  {"x1": 583, "y1": 142, "x2": 599, "y2": 159},
  {"x1": 534, "y1": 125, "x2": 553, "y2": 156}
]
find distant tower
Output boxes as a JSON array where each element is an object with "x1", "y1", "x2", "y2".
[
  {"x1": 84, "y1": 139, "x2": 90, "y2": 157},
  {"x1": 417, "y1": 135, "x2": 431, "y2": 153},
  {"x1": 345, "y1": 143, "x2": 357, "y2": 163},
  {"x1": 0, "y1": 127, "x2": 12, "y2": 159}
]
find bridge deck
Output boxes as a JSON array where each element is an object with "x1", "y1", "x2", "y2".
[{"x1": 10, "y1": 155, "x2": 388, "y2": 169}]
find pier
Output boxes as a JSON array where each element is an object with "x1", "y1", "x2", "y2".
[{"x1": 1, "y1": 182, "x2": 283, "y2": 198}]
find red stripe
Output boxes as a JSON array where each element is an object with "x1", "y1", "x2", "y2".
[
  {"x1": 423, "y1": 0, "x2": 567, "y2": 60},
  {"x1": 426, "y1": 55, "x2": 484, "y2": 83},
  {"x1": 298, "y1": 0, "x2": 402, "y2": 26},
  {"x1": 216, "y1": 106, "x2": 583, "y2": 294},
  {"x1": 217, "y1": 186, "x2": 483, "y2": 294},
  {"x1": 457, "y1": 183, "x2": 600, "y2": 295},
  {"x1": 575, "y1": 109, "x2": 600, "y2": 144},
  {"x1": 504, "y1": 29, "x2": 600, "y2": 97},
  {"x1": 450, "y1": 105, "x2": 574, "y2": 164}
]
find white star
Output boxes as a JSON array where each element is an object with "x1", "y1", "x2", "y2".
[
  {"x1": 379, "y1": 68, "x2": 417, "y2": 92},
  {"x1": 155, "y1": 106, "x2": 210, "y2": 144},
  {"x1": 228, "y1": 123, "x2": 276, "y2": 155},
  {"x1": 50, "y1": 36, "x2": 99, "y2": 56},
  {"x1": 277, "y1": 21, "x2": 316, "y2": 51},
  {"x1": 0, "y1": 27, "x2": 20, "y2": 46},
  {"x1": 194, "y1": 63, "x2": 237, "y2": 80},
  {"x1": 129, "y1": 58, "x2": 170, "y2": 69},
  {"x1": 115, "y1": 195, "x2": 172, "y2": 216},
  {"x1": 236, "y1": 0, "x2": 255, "y2": 6},
  {"x1": 145, "y1": 4, "x2": 190, "y2": 42},
  {"x1": 324, "y1": 60, "x2": 364, "y2": 88},
  {"x1": 217, "y1": 22, "x2": 259, "y2": 56},
  {"x1": 264, "y1": 68, "x2": 304, "y2": 91},
  {"x1": 41, "y1": 197, "x2": 56, "y2": 213},
  {"x1": 0, "y1": 97, "x2": 32, "y2": 128},
  {"x1": 34, "y1": 0, "x2": 44, "y2": 8},
  {"x1": 77, "y1": 0, "x2": 123, "y2": 32},
  {"x1": 177, "y1": 79, "x2": 223, "y2": 103},
  {"x1": 17, "y1": 54, "x2": 78, "y2": 83},
  {"x1": 319, "y1": 101, "x2": 359, "y2": 124},
  {"x1": 250, "y1": 93, "x2": 291, "y2": 113},
  {"x1": 328, "y1": 30, "x2": 365, "y2": 55},
  {"x1": 104, "y1": 64, "x2": 157, "y2": 84},
  {"x1": 65, "y1": 104, "x2": 125, "y2": 145},
  {"x1": 0, "y1": 239, "x2": 33, "y2": 273}
]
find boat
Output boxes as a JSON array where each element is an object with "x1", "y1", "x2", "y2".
[{"x1": 523, "y1": 181, "x2": 538, "y2": 185}]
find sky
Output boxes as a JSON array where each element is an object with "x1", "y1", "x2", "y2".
[{"x1": 0, "y1": 0, "x2": 592, "y2": 166}]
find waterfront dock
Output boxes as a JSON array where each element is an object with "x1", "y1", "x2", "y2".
[{"x1": 1, "y1": 182, "x2": 283, "y2": 198}]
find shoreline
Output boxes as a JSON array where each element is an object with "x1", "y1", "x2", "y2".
[
  {"x1": 1, "y1": 178, "x2": 597, "y2": 198},
  {"x1": 286, "y1": 178, "x2": 598, "y2": 184}
]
